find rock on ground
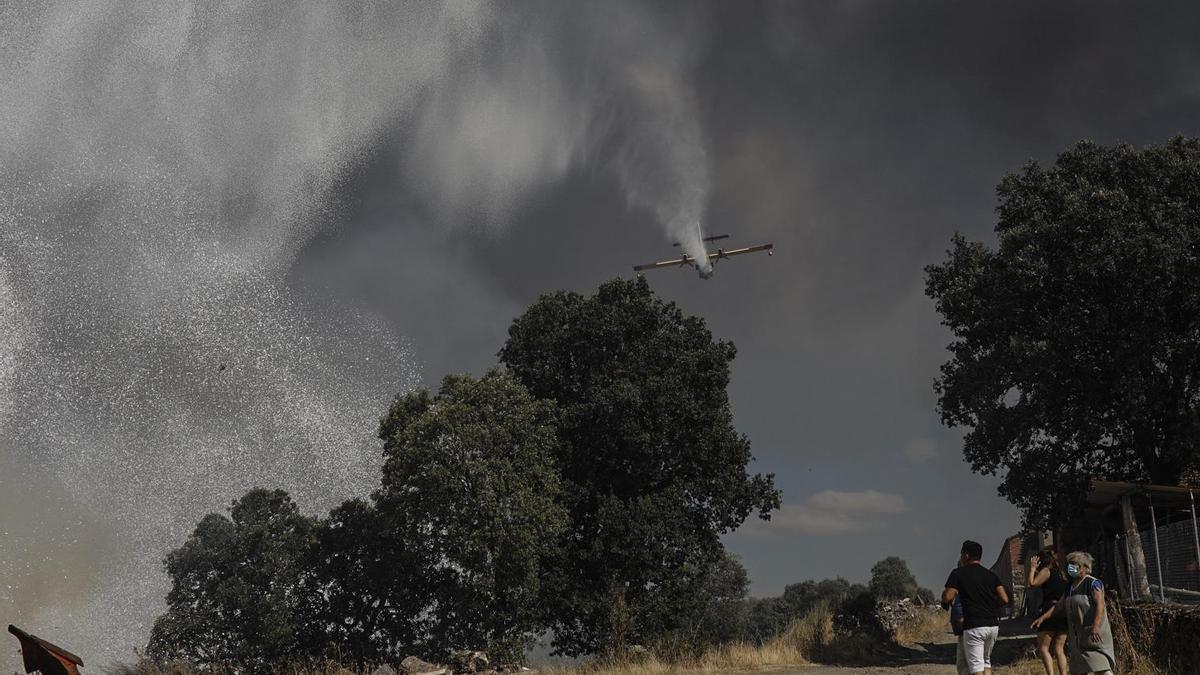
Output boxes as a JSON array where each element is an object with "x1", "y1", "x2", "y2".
[{"x1": 400, "y1": 656, "x2": 446, "y2": 675}]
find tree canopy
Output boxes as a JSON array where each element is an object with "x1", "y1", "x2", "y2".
[
  {"x1": 741, "y1": 576, "x2": 864, "y2": 644},
  {"x1": 299, "y1": 496, "x2": 434, "y2": 665},
  {"x1": 148, "y1": 372, "x2": 564, "y2": 670},
  {"x1": 867, "y1": 556, "x2": 919, "y2": 601},
  {"x1": 499, "y1": 276, "x2": 780, "y2": 655},
  {"x1": 374, "y1": 370, "x2": 566, "y2": 662},
  {"x1": 630, "y1": 550, "x2": 751, "y2": 652},
  {"x1": 926, "y1": 137, "x2": 1200, "y2": 527},
  {"x1": 149, "y1": 278, "x2": 777, "y2": 667},
  {"x1": 147, "y1": 489, "x2": 316, "y2": 670}
]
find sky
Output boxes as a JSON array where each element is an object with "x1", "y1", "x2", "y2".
[{"x1": 5, "y1": 0, "x2": 1200, "y2": 667}]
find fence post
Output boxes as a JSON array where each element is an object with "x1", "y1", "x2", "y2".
[
  {"x1": 1113, "y1": 532, "x2": 1131, "y2": 600},
  {"x1": 1191, "y1": 490, "x2": 1200, "y2": 588},
  {"x1": 1147, "y1": 492, "x2": 1166, "y2": 603},
  {"x1": 1121, "y1": 495, "x2": 1152, "y2": 601},
  {"x1": 1122, "y1": 534, "x2": 1136, "y2": 600}
]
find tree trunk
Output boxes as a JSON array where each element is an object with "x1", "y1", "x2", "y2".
[{"x1": 602, "y1": 580, "x2": 630, "y2": 656}]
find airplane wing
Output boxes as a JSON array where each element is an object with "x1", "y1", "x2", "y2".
[
  {"x1": 633, "y1": 243, "x2": 774, "y2": 273},
  {"x1": 708, "y1": 243, "x2": 774, "y2": 260},
  {"x1": 633, "y1": 256, "x2": 693, "y2": 272}
]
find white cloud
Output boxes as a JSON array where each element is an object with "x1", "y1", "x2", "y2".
[
  {"x1": 739, "y1": 489, "x2": 910, "y2": 537},
  {"x1": 903, "y1": 437, "x2": 938, "y2": 463},
  {"x1": 808, "y1": 489, "x2": 909, "y2": 514}
]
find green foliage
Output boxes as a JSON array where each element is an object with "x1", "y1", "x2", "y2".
[
  {"x1": 146, "y1": 489, "x2": 316, "y2": 672},
  {"x1": 926, "y1": 137, "x2": 1200, "y2": 527},
  {"x1": 149, "y1": 372, "x2": 563, "y2": 669},
  {"x1": 742, "y1": 577, "x2": 869, "y2": 643},
  {"x1": 745, "y1": 560, "x2": 927, "y2": 643},
  {"x1": 632, "y1": 550, "x2": 750, "y2": 654},
  {"x1": 832, "y1": 586, "x2": 881, "y2": 633},
  {"x1": 742, "y1": 596, "x2": 790, "y2": 644},
  {"x1": 298, "y1": 497, "x2": 434, "y2": 665},
  {"x1": 867, "y1": 556, "x2": 919, "y2": 601},
  {"x1": 151, "y1": 278, "x2": 772, "y2": 667},
  {"x1": 375, "y1": 370, "x2": 567, "y2": 662},
  {"x1": 499, "y1": 277, "x2": 780, "y2": 655},
  {"x1": 782, "y1": 577, "x2": 861, "y2": 615}
]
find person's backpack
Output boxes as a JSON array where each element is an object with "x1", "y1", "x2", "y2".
[{"x1": 949, "y1": 597, "x2": 964, "y2": 636}]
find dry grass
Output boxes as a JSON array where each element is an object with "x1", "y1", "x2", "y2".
[
  {"x1": 891, "y1": 608, "x2": 951, "y2": 646},
  {"x1": 107, "y1": 658, "x2": 386, "y2": 675},
  {"x1": 537, "y1": 646, "x2": 802, "y2": 675},
  {"x1": 1108, "y1": 602, "x2": 1164, "y2": 675},
  {"x1": 1001, "y1": 603, "x2": 1163, "y2": 675},
  {"x1": 1004, "y1": 653, "x2": 1159, "y2": 675},
  {"x1": 113, "y1": 605, "x2": 854, "y2": 675},
  {"x1": 109, "y1": 601, "x2": 1185, "y2": 675},
  {"x1": 276, "y1": 660, "x2": 363, "y2": 675},
  {"x1": 104, "y1": 659, "x2": 220, "y2": 675},
  {"x1": 540, "y1": 605, "x2": 839, "y2": 675}
]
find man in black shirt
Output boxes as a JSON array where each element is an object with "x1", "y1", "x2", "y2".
[{"x1": 941, "y1": 540, "x2": 1009, "y2": 675}]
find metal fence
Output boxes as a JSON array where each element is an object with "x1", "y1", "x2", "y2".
[
  {"x1": 1138, "y1": 510, "x2": 1200, "y2": 604},
  {"x1": 1089, "y1": 483, "x2": 1200, "y2": 605}
]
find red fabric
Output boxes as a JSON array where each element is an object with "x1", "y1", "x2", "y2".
[{"x1": 8, "y1": 625, "x2": 83, "y2": 675}]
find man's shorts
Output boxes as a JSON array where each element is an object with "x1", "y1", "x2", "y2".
[{"x1": 959, "y1": 625, "x2": 999, "y2": 673}]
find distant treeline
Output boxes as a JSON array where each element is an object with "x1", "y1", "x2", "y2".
[{"x1": 741, "y1": 557, "x2": 934, "y2": 644}]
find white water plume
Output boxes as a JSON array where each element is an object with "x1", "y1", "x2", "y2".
[
  {"x1": 408, "y1": 2, "x2": 714, "y2": 256},
  {"x1": 0, "y1": 0, "x2": 715, "y2": 667}
]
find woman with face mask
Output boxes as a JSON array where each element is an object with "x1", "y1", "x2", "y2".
[{"x1": 1030, "y1": 551, "x2": 1116, "y2": 674}]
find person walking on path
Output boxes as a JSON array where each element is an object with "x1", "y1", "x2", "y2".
[
  {"x1": 1031, "y1": 551, "x2": 1116, "y2": 675},
  {"x1": 942, "y1": 540, "x2": 1009, "y2": 675},
  {"x1": 1028, "y1": 547, "x2": 1069, "y2": 675}
]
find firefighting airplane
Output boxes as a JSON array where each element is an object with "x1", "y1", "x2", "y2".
[{"x1": 633, "y1": 234, "x2": 774, "y2": 279}]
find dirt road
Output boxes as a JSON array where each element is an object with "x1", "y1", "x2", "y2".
[
  {"x1": 790, "y1": 660, "x2": 1033, "y2": 674},
  {"x1": 782, "y1": 628, "x2": 1035, "y2": 674}
]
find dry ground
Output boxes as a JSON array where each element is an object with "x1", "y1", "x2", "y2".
[
  {"x1": 788, "y1": 624, "x2": 1039, "y2": 675},
  {"x1": 551, "y1": 615, "x2": 1042, "y2": 675}
]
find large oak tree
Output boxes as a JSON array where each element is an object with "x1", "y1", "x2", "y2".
[
  {"x1": 499, "y1": 277, "x2": 780, "y2": 655},
  {"x1": 926, "y1": 138, "x2": 1200, "y2": 528}
]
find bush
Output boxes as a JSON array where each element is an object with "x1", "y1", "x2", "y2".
[{"x1": 867, "y1": 557, "x2": 919, "y2": 601}]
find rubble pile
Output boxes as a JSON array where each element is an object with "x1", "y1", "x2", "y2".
[
  {"x1": 872, "y1": 598, "x2": 922, "y2": 637},
  {"x1": 401, "y1": 656, "x2": 447, "y2": 675},
  {"x1": 448, "y1": 650, "x2": 490, "y2": 673}
]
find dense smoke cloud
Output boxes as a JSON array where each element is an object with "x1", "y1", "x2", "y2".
[
  {"x1": 408, "y1": 3, "x2": 714, "y2": 259},
  {"x1": 0, "y1": 0, "x2": 716, "y2": 667}
]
